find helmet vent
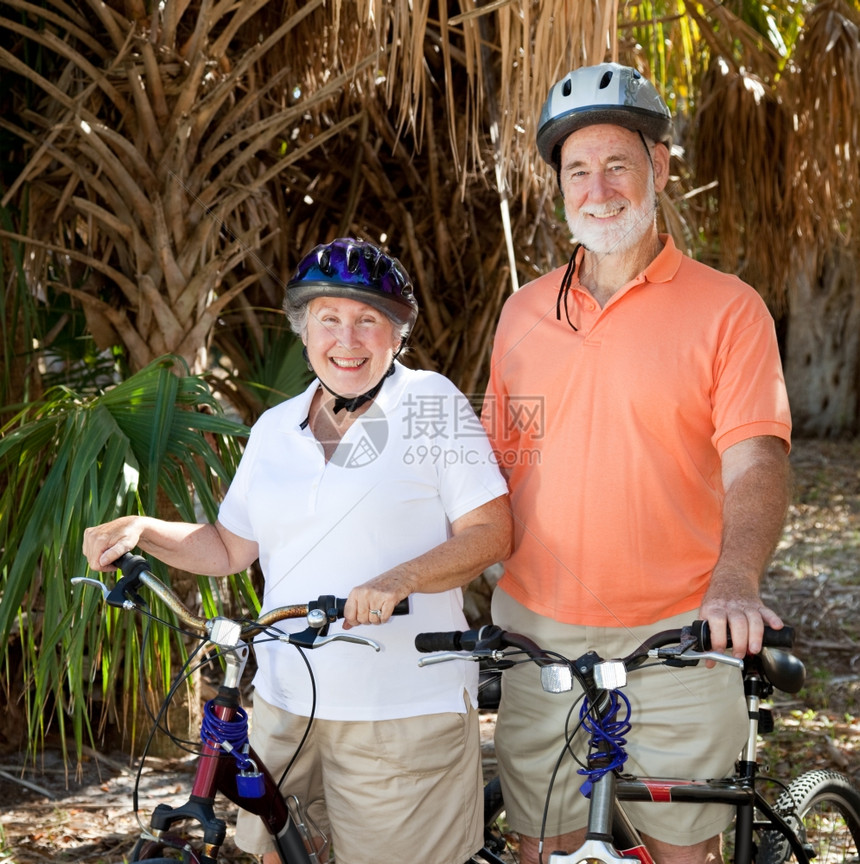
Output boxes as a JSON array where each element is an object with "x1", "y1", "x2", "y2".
[
  {"x1": 285, "y1": 238, "x2": 418, "y2": 329},
  {"x1": 536, "y1": 63, "x2": 673, "y2": 169},
  {"x1": 371, "y1": 254, "x2": 388, "y2": 280},
  {"x1": 346, "y1": 245, "x2": 360, "y2": 272}
]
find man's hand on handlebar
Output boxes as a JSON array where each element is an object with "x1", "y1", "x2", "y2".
[{"x1": 699, "y1": 574, "x2": 784, "y2": 662}]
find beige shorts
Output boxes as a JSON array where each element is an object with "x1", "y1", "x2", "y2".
[
  {"x1": 235, "y1": 692, "x2": 483, "y2": 864},
  {"x1": 492, "y1": 589, "x2": 748, "y2": 846}
]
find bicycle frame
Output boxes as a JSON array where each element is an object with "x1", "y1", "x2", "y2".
[
  {"x1": 547, "y1": 654, "x2": 812, "y2": 864},
  {"x1": 138, "y1": 644, "x2": 317, "y2": 864},
  {"x1": 73, "y1": 554, "x2": 404, "y2": 864},
  {"x1": 417, "y1": 622, "x2": 814, "y2": 864}
]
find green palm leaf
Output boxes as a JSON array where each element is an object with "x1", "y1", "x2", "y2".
[{"x1": 0, "y1": 356, "x2": 253, "y2": 761}]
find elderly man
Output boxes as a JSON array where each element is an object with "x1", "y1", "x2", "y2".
[{"x1": 483, "y1": 62, "x2": 791, "y2": 864}]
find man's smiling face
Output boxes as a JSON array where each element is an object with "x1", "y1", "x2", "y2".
[{"x1": 559, "y1": 123, "x2": 664, "y2": 255}]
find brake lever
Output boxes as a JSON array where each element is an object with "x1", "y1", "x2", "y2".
[
  {"x1": 283, "y1": 630, "x2": 380, "y2": 651},
  {"x1": 72, "y1": 575, "x2": 145, "y2": 609},
  {"x1": 645, "y1": 629, "x2": 707, "y2": 667},
  {"x1": 687, "y1": 650, "x2": 745, "y2": 669},
  {"x1": 320, "y1": 633, "x2": 380, "y2": 651},
  {"x1": 71, "y1": 577, "x2": 111, "y2": 600},
  {"x1": 72, "y1": 575, "x2": 144, "y2": 611},
  {"x1": 652, "y1": 647, "x2": 744, "y2": 669},
  {"x1": 417, "y1": 648, "x2": 516, "y2": 669},
  {"x1": 418, "y1": 651, "x2": 468, "y2": 667}
]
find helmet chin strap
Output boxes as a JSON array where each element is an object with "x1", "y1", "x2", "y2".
[
  {"x1": 637, "y1": 129, "x2": 658, "y2": 172},
  {"x1": 304, "y1": 342, "x2": 406, "y2": 414},
  {"x1": 320, "y1": 364, "x2": 395, "y2": 414}
]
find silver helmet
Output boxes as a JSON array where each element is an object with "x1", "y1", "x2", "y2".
[{"x1": 537, "y1": 63, "x2": 673, "y2": 170}]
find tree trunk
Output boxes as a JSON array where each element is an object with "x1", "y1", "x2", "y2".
[{"x1": 783, "y1": 243, "x2": 860, "y2": 438}]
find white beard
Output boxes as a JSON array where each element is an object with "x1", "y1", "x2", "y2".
[{"x1": 565, "y1": 171, "x2": 657, "y2": 255}]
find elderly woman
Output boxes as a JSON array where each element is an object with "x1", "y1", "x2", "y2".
[{"x1": 82, "y1": 238, "x2": 512, "y2": 864}]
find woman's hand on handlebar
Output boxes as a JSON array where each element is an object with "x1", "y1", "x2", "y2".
[
  {"x1": 83, "y1": 516, "x2": 145, "y2": 571},
  {"x1": 342, "y1": 568, "x2": 415, "y2": 629},
  {"x1": 82, "y1": 518, "x2": 259, "y2": 578}
]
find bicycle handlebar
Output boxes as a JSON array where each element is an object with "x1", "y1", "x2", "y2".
[
  {"x1": 692, "y1": 619, "x2": 795, "y2": 651},
  {"x1": 414, "y1": 624, "x2": 556, "y2": 662},
  {"x1": 416, "y1": 620, "x2": 793, "y2": 660},
  {"x1": 78, "y1": 552, "x2": 409, "y2": 641},
  {"x1": 414, "y1": 625, "x2": 500, "y2": 653}
]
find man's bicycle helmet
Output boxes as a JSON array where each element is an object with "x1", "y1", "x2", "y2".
[
  {"x1": 536, "y1": 62, "x2": 673, "y2": 171},
  {"x1": 285, "y1": 238, "x2": 419, "y2": 332}
]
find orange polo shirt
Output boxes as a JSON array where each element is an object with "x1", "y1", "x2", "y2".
[{"x1": 482, "y1": 236, "x2": 791, "y2": 627}]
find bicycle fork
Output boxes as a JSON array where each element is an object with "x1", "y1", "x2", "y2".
[
  {"x1": 732, "y1": 669, "x2": 767, "y2": 864},
  {"x1": 547, "y1": 669, "x2": 769, "y2": 864},
  {"x1": 548, "y1": 695, "x2": 653, "y2": 864},
  {"x1": 144, "y1": 646, "x2": 323, "y2": 864},
  {"x1": 733, "y1": 667, "x2": 812, "y2": 864}
]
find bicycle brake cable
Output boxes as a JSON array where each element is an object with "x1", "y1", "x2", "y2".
[
  {"x1": 247, "y1": 628, "x2": 319, "y2": 790},
  {"x1": 538, "y1": 691, "x2": 587, "y2": 864},
  {"x1": 563, "y1": 693, "x2": 589, "y2": 768},
  {"x1": 131, "y1": 633, "x2": 206, "y2": 831},
  {"x1": 277, "y1": 644, "x2": 316, "y2": 789}
]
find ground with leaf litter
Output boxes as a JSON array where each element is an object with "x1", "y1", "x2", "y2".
[{"x1": 1, "y1": 438, "x2": 858, "y2": 864}]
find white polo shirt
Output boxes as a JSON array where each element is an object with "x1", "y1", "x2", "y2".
[{"x1": 218, "y1": 363, "x2": 508, "y2": 721}]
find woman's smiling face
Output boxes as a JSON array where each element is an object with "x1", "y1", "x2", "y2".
[{"x1": 304, "y1": 296, "x2": 401, "y2": 397}]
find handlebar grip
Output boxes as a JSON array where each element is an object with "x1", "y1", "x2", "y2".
[
  {"x1": 762, "y1": 625, "x2": 794, "y2": 649},
  {"x1": 692, "y1": 620, "x2": 795, "y2": 651},
  {"x1": 330, "y1": 597, "x2": 411, "y2": 618},
  {"x1": 106, "y1": 553, "x2": 152, "y2": 607},
  {"x1": 414, "y1": 630, "x2": 476, "y2": 653},
  {"x1": 113, "y1": 553, "x2": 152, "y2": 582},
  {"x1": 113, "y1": 552, "x2": 141, "y2": 573},
  {"x1": 414, "y1": 626, "x2": 503, "y2": 653}
]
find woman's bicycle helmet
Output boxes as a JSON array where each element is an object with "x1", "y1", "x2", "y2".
[
  {"x1": 536, "y1": 62, "x2": 673, "y2": 171},
  {"x1": 285, "y1": 238, "x2": 419, "y2": 332}
]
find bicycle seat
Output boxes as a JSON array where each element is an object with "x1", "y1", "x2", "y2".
[{"x1": 758, "y1": 648, "x2": 806, "y2": 694}]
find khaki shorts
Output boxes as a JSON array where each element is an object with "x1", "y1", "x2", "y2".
[
  {"x1": 492, "y1": 590, "x2": 748, "y2": 846},
  {"x1": 235, "y1": 693, "x2": 483, "y2": 864}
]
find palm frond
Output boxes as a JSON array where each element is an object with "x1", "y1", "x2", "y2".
[
  {"x1": 788, "y1": 0, "x2": 860, "y2": 247},
  {"x1": 693, "y1": 59, "x2": 794, "y2": 303},
  {"x1": 0, "y1": 357, "x2": 252, "y2": 759}
]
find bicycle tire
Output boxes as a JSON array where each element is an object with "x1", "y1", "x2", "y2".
[
  {"x1": 474, "y1": 776, "x2": 516, "y2": 863},
  {"x1": 757, "y1": 769, "x2": 860, "y2": 864},
  {"x1": 485, "y1": 775, "x2": 506, "y2": 825},
  {"x1": 130, "y1": 837, "x2": 195, "y2": 862},
  {"x1": 129, "y1": 859, "x2": 185, "y2": 864}
]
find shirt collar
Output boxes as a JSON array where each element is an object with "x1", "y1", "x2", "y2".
[
  {"x1": 644, "y1": 234, "x2": 683, "y2": 284},
  {"x1": 572, "y1": 233, "x2": 681, "y2": 290}
]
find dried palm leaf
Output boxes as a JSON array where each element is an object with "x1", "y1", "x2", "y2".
[
  {"x1": 787, "y1": 0, "x2": 860, "y2": 248},
  {"x1": 694, "y1": 58, "x2": 794, "y2": 307}
]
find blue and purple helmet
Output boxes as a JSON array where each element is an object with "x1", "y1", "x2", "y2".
[{"x1": 285, "y1": 238, "x2": 419, "y2": 331}]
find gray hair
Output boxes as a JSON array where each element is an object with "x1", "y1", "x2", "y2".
[
  {"x1": 286, "y1": 301, "x2": 411, "y2": 344},
  {"x1": 285, "y1": 303, "x2": 310, "y2": 338}
]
